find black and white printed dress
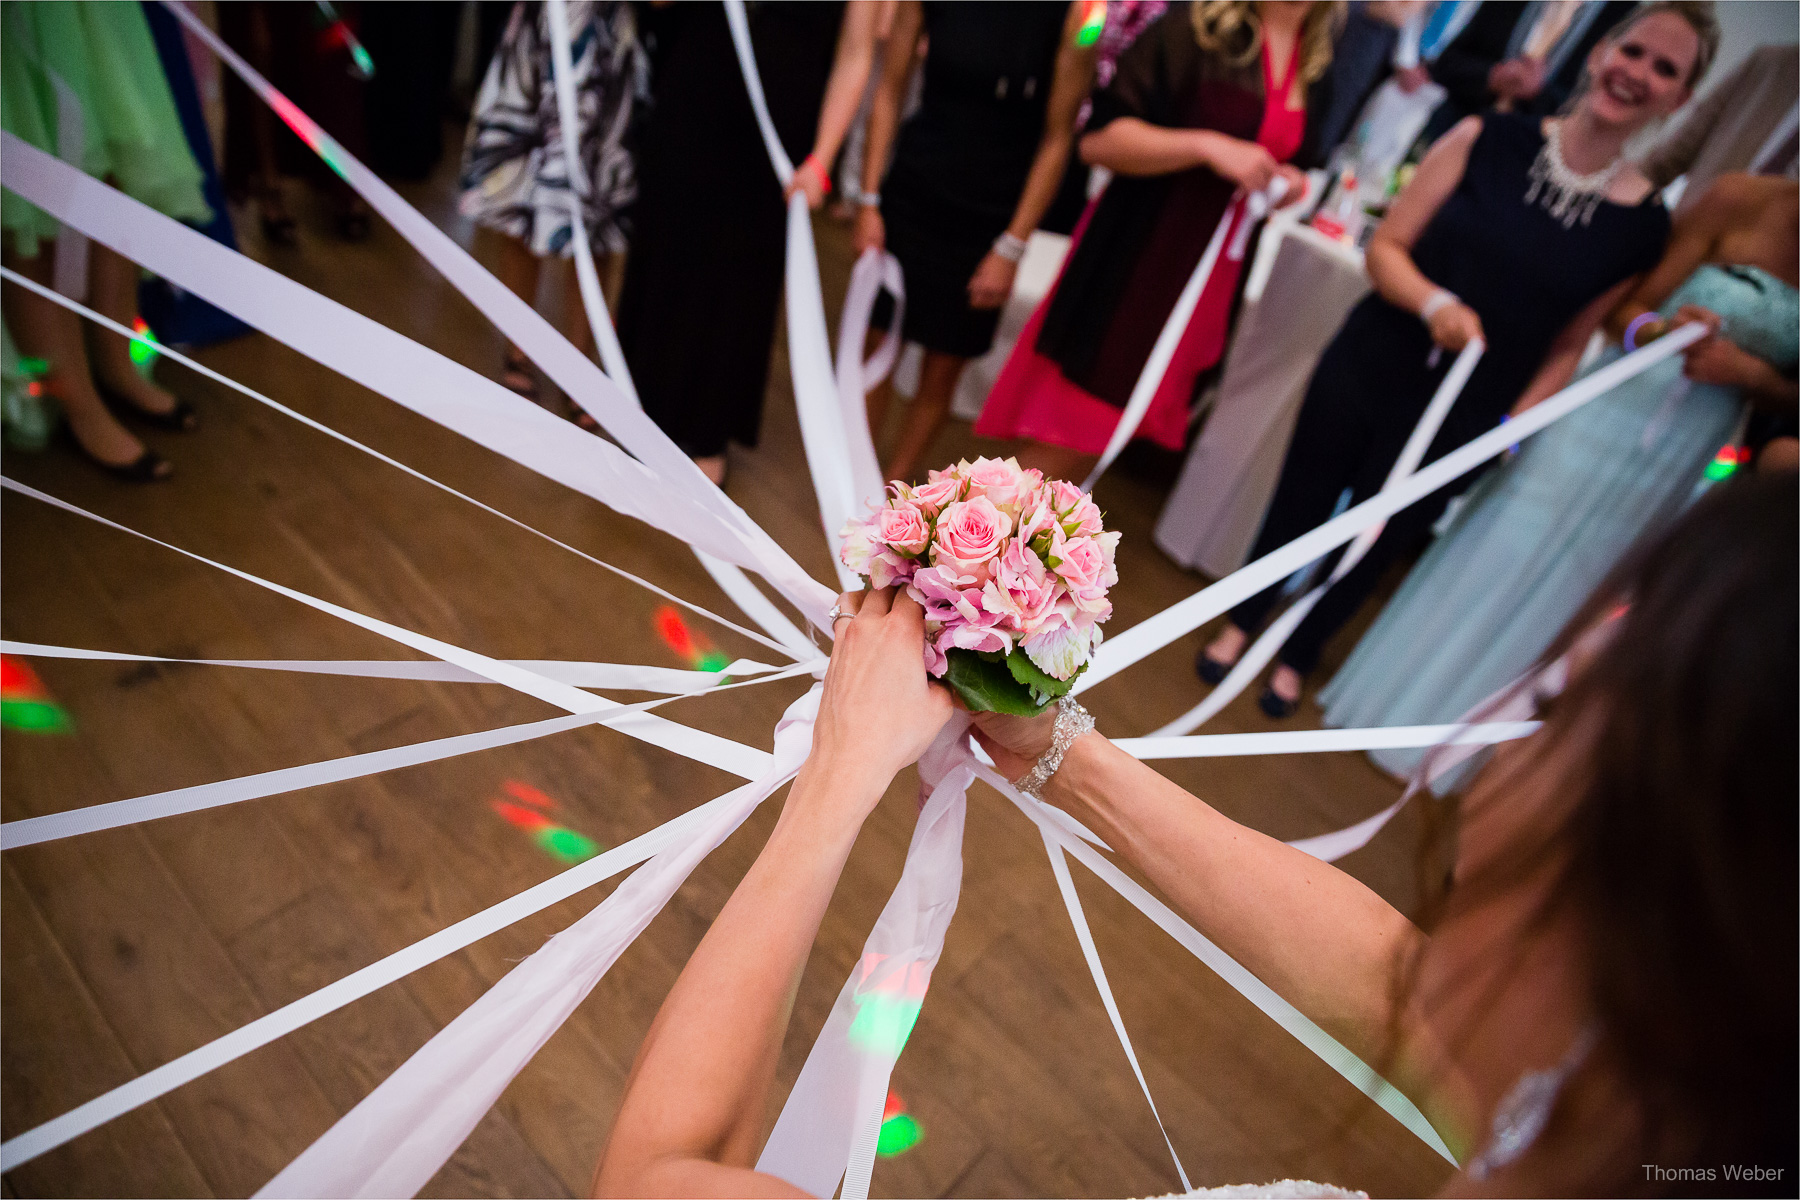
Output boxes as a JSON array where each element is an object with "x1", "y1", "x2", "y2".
[{"x1": 457, "y1": 0, "x2": 646, "y2": 256}]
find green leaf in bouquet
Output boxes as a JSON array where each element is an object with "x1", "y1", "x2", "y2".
[
  {"x1": 1002, "y1": 647, "x2": 1082, "y2": 706},
  {"x1": 942, "y1": 648, "x2": 1052, "y2": 716}
]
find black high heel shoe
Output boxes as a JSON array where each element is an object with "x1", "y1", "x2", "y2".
[
  {"x1": 1196, "y1": 643, "x2": 1236, "y2": 685},
  {"x1": 97, "y1": 380, "x2": 198, "y2": 432}
]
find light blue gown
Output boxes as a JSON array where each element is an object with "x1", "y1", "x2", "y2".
[{"x1": 1319, "y1": 264, "x2": 1799, "y2": 790}]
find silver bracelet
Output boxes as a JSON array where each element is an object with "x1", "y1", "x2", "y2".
[
  {"x1": 1419, "y1": 288, "x2": 1459, "y2": 325},
  {"x1": 859, "y1": 191, "x2": 882, "y2": 208},
  {"x1": 992, "y1": 231, "x2": 1028, "y2": 263},
  {"x1": 1013, "y1": 696, "x2": 1095, "y2": 799}
]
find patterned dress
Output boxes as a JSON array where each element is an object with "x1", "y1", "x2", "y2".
[{"x1": 458, "y1": 0, "x2": 646, "y2": 257}]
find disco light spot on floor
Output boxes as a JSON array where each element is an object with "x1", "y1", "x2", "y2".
[
  {"x1": 877, "y1": 1090, "x2": 923, "y2": 1157},
  {"x1": 654, "y1": 606, "x2": 731, "y2": 676},
  {"x1": 489, "y1": 786, "x2": 602, "y2": 865},
  {"x1": 848, "y1": 953, "x2": 928, "y2": 1056},
  {"x1": 1, "y1": 657, "x2": 71, "y2": 733}
]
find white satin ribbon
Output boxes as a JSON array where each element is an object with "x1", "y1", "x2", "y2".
[
  {"x1": 0, "y1": 665, "x2": 816, "y2": 851},
  {"x1": 1116, "y1": 720, "x2": 1538, "y2": 761},
  {"x1": 0, "y1": 773, "x2": 772, "y2": 1173},
  {"x1": 544, "y1": 0, "x2": 636, "y2": 396},
  {"x1": 1082, "y1": 195, "x2": 1236, "y2": 492},
  {"x1": 0, "y1": 477, "x2": 780, "y2": 776},
  {"x1": 0, "y1": 266, "x2": 807, "y2": 661},
  {"x1": 0, "y1": 136, "x2": 802, "y2": 584},
  {"x1": 759, "y1": 719, "x2": 973, "y2": 1198},
  {"x1": 974, "y1": 762, "x2": 1458, "y2": 1165},
  {"x1": 0, "y1": 641, "x2": 780, "y2": 692},
  {"x1": 1081, "y1": 322, "x2": 1706, "y2": 692},
  {"x1": 159, "y1": 3, "x2": 832, "y2": 628},
  {"x1": 541, "y1": 1, "x2": 821, "y2": 653},
  {"x1": 1153, "y1": 339, "x2": 1484, "y2": 736},
  {"x1": 260, "y1": 687, "x2": 822, "y2": 1198},
  {"x1": 834, "y1": 248, "x2": 904, "y2": 507}
]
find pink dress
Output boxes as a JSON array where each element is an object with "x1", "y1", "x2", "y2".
[{"x1": 975, "y1": 40, "x2": 1307, "y2": 456}]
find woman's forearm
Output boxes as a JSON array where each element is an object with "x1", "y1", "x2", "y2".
[
  {"x1": 1079, "y1": 117, "x2": 1211, "y2": 176},
  {"x1": 1003, "y1": 127, "x2": 1075, "y2": 241},
  {"x1": 1041, "y1": 732, "x2": 1421, "y2": 1060},
  {"x1": 593, "y1": 758, "x2": 884, "y2": 1198},
  {"x1": 1364, "y1": 235, "x2": 1446, "y2": 317},
  {"x1": 805, "y1": 1, "x2": 880, "y2": 176}
]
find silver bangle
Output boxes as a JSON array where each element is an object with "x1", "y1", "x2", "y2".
[
  {"x1": 1419, "y1": 288, "x2": 1459, "y2": 325},
  {"x1": 1014, "y1": 696, "x2": 1095, "y2": 799},
  {"x1": 859, "y1": 191, "x2": 882, "y2": 208},
  {"x1": 992, "y1": 231, "x2": 1028, "y2": 263}
]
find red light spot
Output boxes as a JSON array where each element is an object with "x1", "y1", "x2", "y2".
[
  {"x1": 489, "y1": 799, "x2": 554, "y2": 833},
  {"x1": 883, "y1": 1090, "x2": 906, "y2": 1121},
  {"x1": 654, "y1": 606, "x2": 696, "y2": 661},
  {"x1": 1, "y1": 656, "x2": 45, "y2": 698},
  {"x1": 503, "y1": 780, "x2": 557, "y2": 810}
]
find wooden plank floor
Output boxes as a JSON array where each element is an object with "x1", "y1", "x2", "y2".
[{"x1": 2, "y1": 139, "x2": 1453, "y2": 1198}]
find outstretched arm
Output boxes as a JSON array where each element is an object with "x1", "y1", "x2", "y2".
[
  {"x1": 594, "y1": 588, "x2": 951, "y2": 1198},
  {"x1": 971, "y1": 717, "x2": 1421, "y2": 1071}
]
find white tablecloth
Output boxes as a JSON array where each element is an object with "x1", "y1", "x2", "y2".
[{"x1": 1153, "y1": 214, "x2": 1370, "y2": 578}]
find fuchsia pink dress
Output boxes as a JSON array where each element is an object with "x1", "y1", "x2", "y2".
[{"x1": 976, "y1": 19, "x2": 1310, "y2": 455}]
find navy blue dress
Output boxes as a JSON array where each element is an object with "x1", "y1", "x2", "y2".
[{"x1": 1227, "y1": 113, "x2": 1670, "y2": 675}]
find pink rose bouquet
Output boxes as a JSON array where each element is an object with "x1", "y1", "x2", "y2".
[{"x1": 839, "y1": 456, "x2": 1117, "y2": 714}]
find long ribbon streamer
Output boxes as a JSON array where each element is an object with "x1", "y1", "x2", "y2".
[
  {"x1": 1081, "y1": 321, "x2": 1707, "y2": 691},
  {"x1": 0, "y1": 640, "x2": 780, "y2": 694},
  {"x1": 1082, "y1": 197, "x2": 1237, "y2": 491},
  {"x1": 975, "y1": 762, "x2": 1458, "y2": 1165},
  {"x1": 0, "y1": 774, "x2": 765, "y2": 1173},
  {"x1": 0, "y1": 478, "x2": 779, "y2": 779},
  {"x1": 758, "y1": 721, "x2": 972, "y2": 1198},
  {"x1": 159, "y1": 1, "x2": 809, "y2": 599},
  {"x1": 0, "y1": 266, "x2": 807, "y2": 660},
  {"x1": 1153, "y1": 339, "x2": 1484, "y2": 736},
  {"x1": 0, "y1": 137, "x2": 805, "y2": 585},
  {"x1": 259, "y1": 688, "x2": 822, "y2": 1198}
]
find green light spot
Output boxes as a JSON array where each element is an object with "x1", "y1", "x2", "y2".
[
  {"x1": 350, "y1": 43, "x2": 375, "y2": 78},
  {"x1": 1704, "y1": 457, "x2": 1737, "y2": 481},
  {"x1": 1, "y1": 698, "x2": 71, "y2": 732},
  {"x1": 536, "y1": 826, "x2": 600, "y2": 863},
  {"x1": 848, "y1": 994, "x2": 922, "y2": 1057},
  {"x1": 877, "y1": 1113, "x2": 922, "y2": 1156},
  {"x1": 18, "y1": 356, "x2": 47, "y2": 375},
  {"x1": 696, "y1": 651, "x2": 731, "y2": 674}
]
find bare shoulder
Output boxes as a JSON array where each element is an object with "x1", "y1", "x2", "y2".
[{"x1": 1609, "y1": 161, "x2": 1659, "y2": 206}]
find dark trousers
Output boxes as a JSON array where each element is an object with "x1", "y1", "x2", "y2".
[{"x1": 1229, "y1": 344, "x2": 1500, "y2": 676}]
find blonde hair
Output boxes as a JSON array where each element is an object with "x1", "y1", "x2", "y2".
[{"x1": 1188, "y1": 1, "x2": 1344, "y2": 87}]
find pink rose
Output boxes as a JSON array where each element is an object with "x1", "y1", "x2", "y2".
[
  {"x1": 910, "y1": 470, "x2": 964, "y2": 517},
  {"x1": 1052, "y1": 534, "x2": 1116, "y2": 615},
  {"x1": 981, "y1": 538, "x2": 1058, "y2": 633},
  {"x1": 1048, "y1": 479, "x2": 1087, "y2": 515},
  {"x1": 1063, "y1": 496, "x2": 1105, "y2": 537},
  {"x1": 1015, "y1": 496, "x2": 1057, "y2": 546},
  {"x1": 963, "y1": 456, "x2": 1034, "y2": 513},
  {"x1": 931, "y1": 496, "x2": 1012, "y2": 580},
  {"x1": 841, "y1": 515, "x2": 915, "y2": 588},
  {"x1": 874, "y1": 501, "x2": 931, "y2": 556}
]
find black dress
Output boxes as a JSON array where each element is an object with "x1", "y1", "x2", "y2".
[
  {"x1": 1227, "y1": 113, "x2": 1670, "y2": 676},
  {"x1": 617, "y1": 2, "x2": 843, "y2": 458},
  {"x1": 876, "y1": 1, "x2": 1068, "y2": 359}
]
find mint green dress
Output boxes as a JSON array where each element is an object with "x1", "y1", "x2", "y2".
[
  {"x1": 1, "y1": 0, "x2": 209, "y2": 256},
  {"x1": 1319, "y1": 264, "x2": 1800, "y2": 790}
]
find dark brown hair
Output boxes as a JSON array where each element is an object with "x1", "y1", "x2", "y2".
[{"x1": 1411, "y1": 471, "x2": 1797, "y2": 1191}]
